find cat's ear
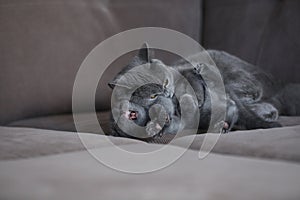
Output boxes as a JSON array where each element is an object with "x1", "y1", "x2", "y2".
[
  {"x1": 137, "y1": 42, "x2": 154, "y2": 63},
  {"x1": 108, "y1": 81, "x2": 131, "y2": 89},
  {"x1": 108, "y1": 82, "x2": 116, "y2": 89}
]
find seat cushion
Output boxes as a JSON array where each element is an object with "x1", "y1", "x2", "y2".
[
  {"x1": 0, "y1": 126, "x2": 144, "y2": 160},
  {"x1": 0, "y1": 145, "x2": 300, "y2": 200},
  {"x1": 7, "y1": 112, "x2": 300, "y2": 162},
  {"x1": 173, "y1": 125, "x2": 300, "y2": 162},
  {"x1": 8, "y1": 111, "x2": 111, "y2": 134},
  {"x1": 8, "y1": 111, "x2": 300, "y2": 135},
  {"x1": 8, "y1": 111, "x2": 176, "y2": 144}
]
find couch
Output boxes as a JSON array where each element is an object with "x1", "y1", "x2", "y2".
[{"x1": 1, "y1": 0, "x2": 300, "y2": 199}]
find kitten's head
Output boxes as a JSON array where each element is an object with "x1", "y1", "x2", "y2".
[
  {"x1": 108, "y1": 44, "x2": 178, "y2": 138},
  {"x1": 108, "y1": 43, "x2": 175, "y2": 98}
]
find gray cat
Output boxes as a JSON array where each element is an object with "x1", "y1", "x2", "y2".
[{"x1": 108, "y1": 44, "x2": 299, "y2": 139}]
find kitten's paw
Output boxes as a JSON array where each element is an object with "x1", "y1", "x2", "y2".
[
  {"x1": 249, "y1": 102, "x2": 279, "y2": 122},
  {"x1": 222, "y1": 121, "x2": 230, "y2": 134},
  {"x1": 179, "y1": 94, "x2": 198, "y2": 113},
  {"x1": 146, "y1": 121, "x2": 162, "y2": 137},
  {"x1": 214, "y1": 121, "x2": 230, "y2": 134}
]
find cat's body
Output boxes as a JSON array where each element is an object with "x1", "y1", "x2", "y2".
[{"x1": 108, "y1": 44, "x2": 299, "y2": 139}]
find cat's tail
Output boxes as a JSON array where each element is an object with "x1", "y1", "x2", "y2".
[{"x1": 270, "y1": 84, "x2": 300, "y2": 116}]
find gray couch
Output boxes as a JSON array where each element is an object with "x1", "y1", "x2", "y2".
[{"x1": 1, "y1": 0, "x2": 300, "y2": 199}]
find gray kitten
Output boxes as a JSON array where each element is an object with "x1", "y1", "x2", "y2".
[{"x1": 109, "y1": 44, "x2": 299, "y2": 139}]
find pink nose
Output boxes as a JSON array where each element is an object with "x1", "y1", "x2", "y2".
[{"x1": 128, "y1": 111, "x2": 138, "y2": 120}]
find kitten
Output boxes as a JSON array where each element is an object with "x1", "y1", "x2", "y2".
[{"x1": 108, "y1": 44, "x2": 298, "y2": 138}]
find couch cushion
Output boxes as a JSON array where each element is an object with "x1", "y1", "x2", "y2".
[
  {"x1": 8, "y1": 111, "x2": 179, "y2": 144},
  {"x1": 174, "y1": 125, "x2": 300, "y2": 162},
  {"x1": 0, "y1": 126, "x2": 144, "y2": 160},
  {"x1": 0, "y1": 0, "x2": 202, "y2": 125},
  {"x1": 203, "y1": 0, "x2": 300, "y2": 83},
  {"x1": 7, "y1": 111, "x2": 300, "y2": 162},
  {"x1": 0, "y1": 146, "x2": 300, "y2": 200},
  {"x1": 8, "y1": 110, "x2": 300, "y2": 134},
  {"x1": 8, "y1": 111, "x2": 111, "y2": 134}
]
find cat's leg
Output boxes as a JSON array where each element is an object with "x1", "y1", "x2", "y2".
[
  {"x1": 179, "y1": 94, "x2": 199, "y2": 130},
  {"x1": 223, "y1": 98, "x2": 239, "y2": 133},
  {"x1": 146, "y1": 121, "x2": 163, "y2": 137},
  {"x1": 248, "y1": 102, "x2": 279, "y2": 122},
  {"x1": 270, "y1": 84, "x2": 300, "y2": 116},
  {"x1": 231, "y1": 95, "x2": 282, "y2": 129},
  {"x1": 146, "y1": 104, "x2": 170, "y2": 137},
  {"x1": 162, "y1": 115, "x2": 181, "y2": 135},
  {"x1": 144, "y1": 93, "x2": 198, "y2": 137},
  {"x1": 226, "y1": 82, "x2": 263, "y2": 104}
]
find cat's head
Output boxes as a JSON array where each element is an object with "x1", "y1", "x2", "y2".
[
  {"x1": 108, "y1": 43, "x2": 175, "y2": 98},
  {"x1": 108, "y1": 44, "x2": 179, "y2": 138}
]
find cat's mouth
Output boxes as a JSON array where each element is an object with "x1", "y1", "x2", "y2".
[
  {"x1": 125, "y1": 110, "x2": 171, "y2": 125},
  {"x1": 128, "y1": 110, "x2": 138, "y2": 120}
]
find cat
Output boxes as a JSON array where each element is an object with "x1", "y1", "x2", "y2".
[{"x1": 108, "y1": 43, "x2": 299, "y2": 139}]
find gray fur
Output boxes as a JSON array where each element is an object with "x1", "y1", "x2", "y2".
[{"x1": 108, "y1": 44, "x2": 299, "y2": 139}]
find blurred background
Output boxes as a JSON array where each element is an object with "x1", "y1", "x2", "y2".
[{"x1": 0, "y1": 0, "x2": 299, "y2": 127}]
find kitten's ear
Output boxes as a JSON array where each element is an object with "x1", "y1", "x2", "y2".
[
  {"x1": 108, "y1": 81, "x2": 131, "y2": 89},
  {"x1": 108, "y1": 82, "x2": 116, "y2": 89},
  {"x1": 137, "y1": 42, "x2": 154, "y2": 63}
]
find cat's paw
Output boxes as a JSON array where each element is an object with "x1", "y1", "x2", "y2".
[
  {"x1": 214, "y1": 121, "x2": 230, "y2": 133},
  {"x1": 222, "y1": 121, "x2": 230, "y2": 134},
  {"x1": 179, "y1": 94, "x2": 198, "y2": 129},
  {"x1": 179, "y1": 94, "x2": 198, "y2": 113},
  {"x1": 249, "y1": 102, "x2": 279, "y2": 122},
  {"x1": 146, "y1": 121, "x2": 162, "y2": 137}
]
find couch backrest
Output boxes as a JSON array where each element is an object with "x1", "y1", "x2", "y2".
[
  {"x1": 0, "y1": 0, "x2": 202, "y2": 125},
  {"x1": 202, "y1": 0, "x2": 300, "y2": 83}
]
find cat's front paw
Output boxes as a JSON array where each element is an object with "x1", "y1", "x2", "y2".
[
  {"x1": 249, "y1": 103, "x2": 279, "y2": 122},
  {"x1": 214, "y1": 121, "x2": 230, "y2": 134},
  {"x1": 146, "y1": 121, "x2": 163, "y2": 137},
  {"x1": 222, "y1": 121, "x2": 230, "y2": 134}
]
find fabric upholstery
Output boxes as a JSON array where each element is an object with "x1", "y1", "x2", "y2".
[
  {"x1": 203, "y1": 0, "x2": 300, "y2": 83},
  {"x1": 1, "y1": 1, "x2": 300, "y2": 199},
  {"x1": 174, "y1": 125, "x2": 300, "y2": 162},
  {"x1": 8, "y1": 111, "x2": 185, "y2": 144},
  {"x1": 0, "y1": 126, "x2": 144, "y2": 160},
  {"x1": 9, "y1": 110, "x2": 300, "y2": 132},
  {"x1": 0, "y1": 0, "x2": 202, "y2": 125},
  {"x1": 0, "y1": 145, "x2": 300, "y2": 200},
  {"x1": 6, "y1": 112, "x2": 300, "y2": 161},
  {"x1": 8, "y1": 111, "x2": 111, "y2": 134}
]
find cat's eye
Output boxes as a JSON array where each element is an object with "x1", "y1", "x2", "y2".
[
  {"x1": 150, "y1": 94, "x2": 158, "y2": 99},
  {"x1": 163, "y1": 79, "x2": 169, "y2": 87}
]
